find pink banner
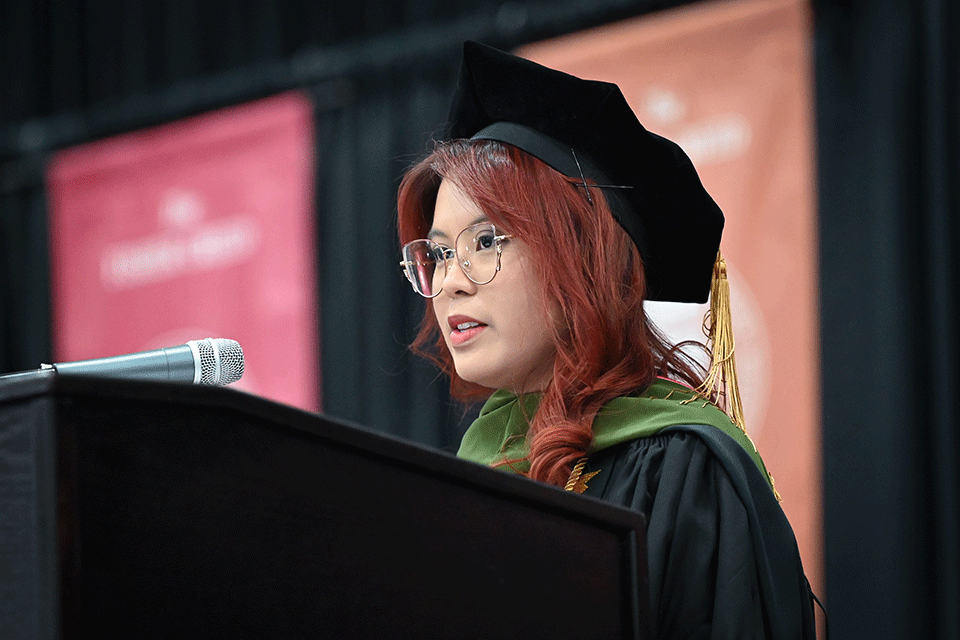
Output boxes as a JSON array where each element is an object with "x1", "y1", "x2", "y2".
[
  {"x1": 521, "y1": 0, "x2": 821, "y2": 598},
  {"x1": 46, "y1": 92, "x2": 319, "y2": 411}
]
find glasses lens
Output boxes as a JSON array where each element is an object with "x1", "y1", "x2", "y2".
[
  {"x1": 402, "y1": 240, "x2": 444, "y2": 297},
  {"x1": 457, "y1": 224, "x2": 500, "y2": 285}
]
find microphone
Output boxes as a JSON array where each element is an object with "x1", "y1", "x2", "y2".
[{"x1": 44, "y1": 338, "x2": 244, "y2": 386}]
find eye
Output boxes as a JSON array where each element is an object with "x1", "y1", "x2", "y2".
[
  {"x1": 431, "y1": 245, "x2": 454, "y2": 262},
  {"x1": 473, "y1": 230, "x2": 497, "y2": 252}
]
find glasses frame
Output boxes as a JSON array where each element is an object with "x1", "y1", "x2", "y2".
[{"x1": 399, "y1": 223, "x2": 511, "y2": 298}]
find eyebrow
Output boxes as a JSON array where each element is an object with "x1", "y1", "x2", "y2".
[{"x1": 427, "y1": 215, "x2": 490, "y2": 241}]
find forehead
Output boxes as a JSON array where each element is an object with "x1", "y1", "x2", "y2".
[{"x1": 428, "y1": 178, "x2": 488, "y2": 240}]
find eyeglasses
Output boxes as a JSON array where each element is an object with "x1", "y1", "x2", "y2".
[{"x1": 400, "y1": 223, "x2": 511, "y2": 298}]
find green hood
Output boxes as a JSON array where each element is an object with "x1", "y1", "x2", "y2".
[{"x1": 457, "y1": 377, "x2": 774, "y2": 488}]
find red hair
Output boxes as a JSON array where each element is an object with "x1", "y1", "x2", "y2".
[{"x1": 397, "y1": 140, "x2": 707, "y2": 486}]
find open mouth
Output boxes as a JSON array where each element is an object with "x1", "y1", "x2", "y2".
[{"x1": 449, "y1": 319, "x2": 487, "y2": 346}]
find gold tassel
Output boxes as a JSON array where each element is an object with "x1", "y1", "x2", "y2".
[
  {"x1": 696, "y1": 251, "x2": 746, "y2": 432},
  {"x1": 697, "y1": 252, "x2": 782, "y2": 501}
]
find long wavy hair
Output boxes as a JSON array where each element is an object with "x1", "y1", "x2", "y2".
[{"x1": 398, "y1": 139, "x2": 708, "y2": 486}]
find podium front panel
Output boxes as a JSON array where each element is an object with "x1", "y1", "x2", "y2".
[{"x1": 1, "y1": 374, "x2": 648, "y2": 639}]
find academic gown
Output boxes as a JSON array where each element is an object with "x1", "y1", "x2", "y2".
[{"x1": 458, "y1": 378, "x2": 817, "y2": 640}]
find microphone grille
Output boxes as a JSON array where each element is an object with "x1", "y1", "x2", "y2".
[{"x1": 195, "y1": 338, "x2": 244, "y2": 385}]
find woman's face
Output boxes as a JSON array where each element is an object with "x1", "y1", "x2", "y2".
[{"x1": 429, "y1": 178, "x2": 556, "y2": 393}]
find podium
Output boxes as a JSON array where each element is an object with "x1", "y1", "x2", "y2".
[{"x1": 1, "y1": 373, "x2": 648, "y2": 639}]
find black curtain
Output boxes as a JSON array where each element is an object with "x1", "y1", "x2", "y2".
[
  {"x1": 815, "y1": 1, "x2": 960, "y2": 638},
  {"x1": 0, "y1": 177, "x2": 52, "y2": 374},
  {"x1": 312, "y1": 60, "x2": 471, "y2": 449}
]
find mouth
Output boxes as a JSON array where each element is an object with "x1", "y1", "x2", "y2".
[{"x1": 448, "y1": 315, "x2": 487, "y2": 347}]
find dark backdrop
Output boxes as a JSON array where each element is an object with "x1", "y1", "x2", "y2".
[
  {"x1": 1, "y1": 1, "x2": 958, "y2": 638},
  {"x1": 814, "y1": 1, "x2": 959, "y2": 638}
]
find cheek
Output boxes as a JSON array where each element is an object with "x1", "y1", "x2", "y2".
[
  {"x1": 518, "y1": 312, "x2": 556, "y2": 357},
  {"x1": 503, "y1": 273, "x2": 556, "y2": 352}
]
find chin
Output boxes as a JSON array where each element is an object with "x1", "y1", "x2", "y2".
[
  {"x1": 455, "y1": 371, "x2": 498, "y2": 390},
  {"x1": 453, "y1": 362, "x2": 504, "y2": 391}
]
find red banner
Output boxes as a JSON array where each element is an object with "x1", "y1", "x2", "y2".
[
  {"x1": 522, "y1": 0, "x2": 821, "y2": 596},
  {"x1": 46, "y1": 92, "x2": 319, "y2": 411}
]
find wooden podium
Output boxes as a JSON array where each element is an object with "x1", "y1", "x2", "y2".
[{"x1": 0, "y1": 372, "x2": 648, "y2": 639}]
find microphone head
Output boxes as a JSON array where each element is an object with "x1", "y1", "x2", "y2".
[{"x1": 190, "y1": 338, "x2": 244, "y2": 385}]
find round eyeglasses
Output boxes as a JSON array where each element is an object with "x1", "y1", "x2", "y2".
[{"x1": 400, "y1": 223, "x2": 511, "y2": 298}]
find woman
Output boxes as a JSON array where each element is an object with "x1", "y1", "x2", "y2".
[{"x1": 398, "y1": 41, "x2": 817, "y2": 639}]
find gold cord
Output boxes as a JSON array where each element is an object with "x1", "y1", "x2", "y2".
[
  {"x1": 696, "y1": 252, "x2": 781, "y2": 501},
  {"x1": 696, "y1": 252, "x2": 747, "y2": 432},
  {"x1": 565, "y1": 458, "x2": 600, "y2": 494},
  {"x1": 565, "y1": 458, "x2": 589, "y2": 491}
]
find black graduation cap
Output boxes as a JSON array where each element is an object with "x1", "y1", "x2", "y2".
[{"x1": 447, "y1": 40, "x2": 723, "y2": 304}]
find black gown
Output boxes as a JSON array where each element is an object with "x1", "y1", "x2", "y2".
[{"x1": 579, "y1": 425, "x2": 817, "y2": 640}]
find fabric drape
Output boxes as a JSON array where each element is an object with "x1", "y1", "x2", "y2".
[{"x1": 815, "y1": 1, "x2": 960, "y2": 638}]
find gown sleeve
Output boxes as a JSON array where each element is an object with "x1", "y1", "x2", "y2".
[{"x1": 581, "y1": 428, "x2": 816, "y2": 640}]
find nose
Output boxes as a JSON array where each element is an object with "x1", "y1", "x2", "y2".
[{"x1": 440, "y1": 252, "x2": 478, "y2": 297}]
